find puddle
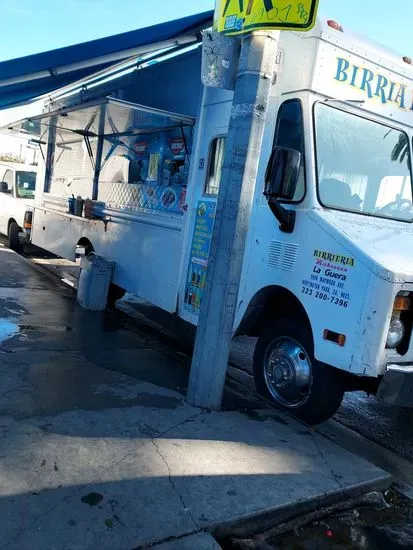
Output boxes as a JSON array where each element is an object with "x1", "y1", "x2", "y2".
[
  {"x1": 81, "y1": 492, "x2": 103, "y2": 507},
  {"x1": 92, "y1": 383, "x2": 144, "y2": 400},
  {"x1": 0, "y1": 319, "x2": 19, "y2": 344},
  {"x1": 19, "y1": 324, "x2": 73, "y2": 332},
  {"x1": 0, "y1": 298, "x2": 27, "y2": 317},
  {"x1": 271, "y1": 504, "x2": 413, "y2": 549},
  {"x1": 224, "y1": 491, "x2": 413, "y2": 550},
  {"x1": 241, "y1": 409, "x2": 288, "y2": 425},
  {"x1": 271, "y1": 496, "x2": 413, "y2": 549}
]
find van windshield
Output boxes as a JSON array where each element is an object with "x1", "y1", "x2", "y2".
[
  {"x1": 315, "y1": 103, "x2": 413, "y2": 222},
  {"x1": 16, "y1": 171, "x2": 36, "y2": 199}
]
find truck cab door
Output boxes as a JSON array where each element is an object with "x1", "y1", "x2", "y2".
[
  {"x1": 0, "y1": 169, "x2": 14, "y2": 235},
  {"x1": 178, "y1": 87, "x2": 231, "y2": 324}
]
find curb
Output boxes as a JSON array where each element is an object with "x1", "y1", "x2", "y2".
[
  {"x1": 318, "y1": 419, "x2": 413, "y2": 487},
  {"x1": 213, "y1": 475, "x2": 393, "y2": 542}
]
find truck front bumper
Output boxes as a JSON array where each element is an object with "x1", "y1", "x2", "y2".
[{"x1": 377, "y1": 365, "x2": 413, "y2": 407}]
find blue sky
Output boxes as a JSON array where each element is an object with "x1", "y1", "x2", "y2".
[{"x1": 0, "y1": 0, "x2": 409, "y2": 61}]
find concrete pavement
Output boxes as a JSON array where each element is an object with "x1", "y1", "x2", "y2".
[
  {"x1": 152, "y1": 534, "x2": 222, "y2": 549},
  {"x1": 0, "y1": 245, "x2": 392, "y2": 549}
]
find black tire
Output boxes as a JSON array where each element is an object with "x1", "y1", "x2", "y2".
[
  {"x1": 107, "y1": 283, "x2": 126, "y2": 307},
  {"x1": 253, "y1": 318, "x2": 344, "y2": 425},
  {"x1": 76, "y1": 240, "x2": 94, "y2": 258},
  {"x1": 8, "y1": 221, "x2": 22, "y2": 253}
]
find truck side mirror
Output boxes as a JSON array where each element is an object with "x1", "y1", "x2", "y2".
[
  {"x1": 264, "y1": 146, "x2": 301, "y2": 200},
  {"x1": 0, "y1": 182, "x2": 8, "y2": 193},
  {"x1": 263, "y1": 147, "x2": 301, "y2": 234}
]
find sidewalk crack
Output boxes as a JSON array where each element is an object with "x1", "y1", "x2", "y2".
[
  {"x1": 312, "y1": 434, "x2": 344, "y2": 491},
  {"x1": 1, "y1": 411, "x2": 204, "y2": 548},
  {"x1": 151, "y1": 439, "x2": 198, "y2": 529}
]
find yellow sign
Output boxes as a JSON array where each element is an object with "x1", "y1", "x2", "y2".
[{"x1": 214, "y1": 0, "x2": 319, "y2": 35}]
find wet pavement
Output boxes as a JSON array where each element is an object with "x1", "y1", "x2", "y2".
[
  {"x1": 18, "y1": 238, "x2": 413, "y2": 469},
  {"x1": 0, "y1": 244, "x2": 392, "y2": 549}
]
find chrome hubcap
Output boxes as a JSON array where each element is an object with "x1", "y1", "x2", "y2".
[{"x1": 264, "y1": 336, "x2": 312, "y2": 408}]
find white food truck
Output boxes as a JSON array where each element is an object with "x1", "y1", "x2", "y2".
[{"x1": 7, "y1": 17, "x2": 413, "y2": 423}]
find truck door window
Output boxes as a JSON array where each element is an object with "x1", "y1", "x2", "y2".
[
  {"x1": 16, "y1": 171, "x2": 36, "y2": 198},
  {"x1": 205, "y1": 137, "x2": 226, "y2": 196},
  {"x1": 204, "y1": 101, "x2": 306, "y2": 199},
  {"x1": 315, "y1": 103, "x2": 413, "y2": 222},
  {"x1": 273, "y1": 100, "x2": 306, "y2": 201},
  {"x1": 2, "y1": 170, "x2": 13, "y2": 194}
]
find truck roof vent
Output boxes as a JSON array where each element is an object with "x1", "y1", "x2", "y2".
[{"x1": 403, "y1": 56, "x2": 412, "y2": 65}]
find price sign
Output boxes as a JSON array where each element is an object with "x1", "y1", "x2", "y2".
[
  {"x1": 214, "y1": 0, "x2": 319, "y2": 35},
  {"x1": 170, "y1": 138, "x2": 185, "y2": 155},
  {"x1": 135, "y1": 142, "x2": 148, "y2": 154}
]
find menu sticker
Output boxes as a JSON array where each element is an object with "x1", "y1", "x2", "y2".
[
  {"x1": 184, "y1": 201, "x2": 216, "y2": 315},
  {"x1": 301, "y1": 249, "x2": 354, "y2": 308}
]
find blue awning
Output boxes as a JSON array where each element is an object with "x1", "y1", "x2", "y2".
[{"x1": 0, "y1": 10, "x2": 213, "y2": 110}]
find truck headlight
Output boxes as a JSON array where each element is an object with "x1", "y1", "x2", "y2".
[{"x1": 386, "y1": 316, "x2": 405, "y2": 349}]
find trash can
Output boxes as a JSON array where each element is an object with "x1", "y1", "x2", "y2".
[
  {"x1": 77, "y1": 254, "x2": 114, "y2": 311},
  {"x1": 68, "y1": 196, "x2": 75, "y2": 214}
]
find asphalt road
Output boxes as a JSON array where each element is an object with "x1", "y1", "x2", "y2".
[{"x1": 336, "y1": 391, "x2": 413, "y2": 463}]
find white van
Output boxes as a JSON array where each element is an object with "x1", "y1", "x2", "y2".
[{"x1": 0, "y1": 163, "x2": 36, "y2": 251}]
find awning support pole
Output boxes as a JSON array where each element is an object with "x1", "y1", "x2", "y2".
[
  {"x1": 92, "y1": 104, "x2": 107, "y2": 200},
  {"x1": 44, "y1": 116, "x2": 57, "y2": 193}
]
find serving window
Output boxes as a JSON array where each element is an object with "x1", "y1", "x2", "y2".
[{"x1": 98, "y1": 126, "x2": 192, "y2": 214}]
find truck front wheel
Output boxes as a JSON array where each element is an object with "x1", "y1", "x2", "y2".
[
  {"x1": 253, "y1": 318, "x2": 344, "y2": 425},
  {"x1": 8, "y1": 221, "x2": 22, "y2": 253},
  {"x1": 107, "y1": 283, "x2": 126, "y2": 307}
]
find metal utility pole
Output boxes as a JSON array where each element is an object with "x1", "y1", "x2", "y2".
[{"x1": 187, "y1": 31, "x2": 279, "y2": 408}]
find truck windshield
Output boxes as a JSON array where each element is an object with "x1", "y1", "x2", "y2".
[
  {"x1": 16, "y1": 171, "x2": 36, "y2": 199},
  {"x1": 315, "y1": 103, "x2": 413, "y2": 222}
]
